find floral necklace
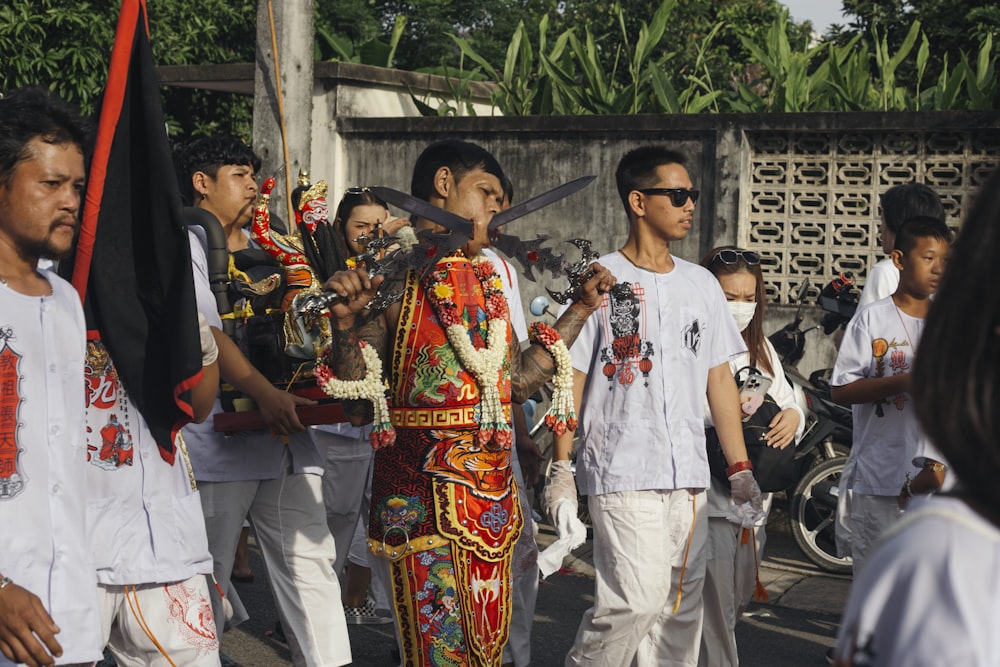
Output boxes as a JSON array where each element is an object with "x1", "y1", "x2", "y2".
[
  {"x1": 315, "y1": 341, "x2": 395, "y2": 449},
  {"x1": 423, "y1": 254, "x2": 513, "y2": 448}
]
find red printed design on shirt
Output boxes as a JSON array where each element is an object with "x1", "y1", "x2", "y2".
[
  {"x1": 598, "y1": 282, "x2": 655, "y2": 388},
  {"x1": 0, "y1": 327, "x2": 25, "y2": 500},
  {"x1": 84, "y1": 340, "x2": 134, "y2": 470},
  {"x1": 870, "y1": 336, "x2": 911, "y2": 417}
]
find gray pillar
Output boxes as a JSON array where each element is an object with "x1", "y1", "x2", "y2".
[{"x1": 253, "y1": 0, "x2": 314, "y2": 233}]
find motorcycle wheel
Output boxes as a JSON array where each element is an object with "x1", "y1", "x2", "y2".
[
  {"x1": 789, "y1": 457, "x2": 853, "y2": 574},
  {"x1": 804, "y1": 441, "x2": 851, "y2": 469}
]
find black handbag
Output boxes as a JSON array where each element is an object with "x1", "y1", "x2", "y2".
[{"x1": 705, "y1": 367, "x2": 796, "y2": 493}]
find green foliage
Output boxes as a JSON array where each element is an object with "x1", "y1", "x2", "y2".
[
  {"x1": 0, "y1": 0, "x2": 255, "y2": 142},
  {"x1": 146, "y1": 0, "x2": 256, "y2": 141},
  {"x1": 316, "y1": 14, "x2": 407, "y2": 67},
  {"x1": 439, "y1": 3, "x2": 999, "y2": 116},
  {"x1": 0, "y1": 1, "x2": 115, "y2": 114}
]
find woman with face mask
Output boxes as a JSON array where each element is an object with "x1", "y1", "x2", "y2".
[{"x1": 697, "y1": 246, "x2": 805, "y2": 667}]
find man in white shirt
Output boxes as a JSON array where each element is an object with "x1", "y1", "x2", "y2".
[
  {"x1": 549, "y1": 146, "x2": 763, "y2": 666},
  {"x1": 177, "y1": 136, "x2": 350, "y2": 667},
  {"x1": 857, "y1": 182, "x2": 944, "y2": 308},
  {"x1": 0, "y1": 87, "x2": 103, "y2": 667}
]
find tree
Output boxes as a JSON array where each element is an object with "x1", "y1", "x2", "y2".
[
  {"x1": 0, "y1": 0, "x2": 255, "y2": 142},
  {"x1": 839, "y1": 0, "x2": 1000, "y2": 83},
  {"x1": 352, "y1": 0, "x2": 559, "y2": 72}
]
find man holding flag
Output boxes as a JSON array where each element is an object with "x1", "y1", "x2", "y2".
[{"x1": 61, "y1": 0, "x2": 225, "y2": 664}]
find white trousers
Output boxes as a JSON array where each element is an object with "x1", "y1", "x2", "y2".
[
  {"x1": 316, "y1": 428, "x2": 374, "y2": 578},
  {"x1": 97, "y1": 576, "x2": 220, "y2": 667},
  {"x1": 198, "y1": 454, "x2": 350, "y2": 667},
  {"x1": 502, "y1": 446, "x2": 540, "y2": 667},
  {"x1": 567, "y1": 488, "x2": 707, "y2": 667},
  {"x1": 848, "y1": 493, "x2": 899, "y2": 576},
  {"x1": 698, "y1": 519, "x2": 767, "y2": 667}
]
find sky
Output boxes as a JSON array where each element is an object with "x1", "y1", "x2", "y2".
[{"x1": 780, "y1": 0, "x2": 850, "y2": 34}]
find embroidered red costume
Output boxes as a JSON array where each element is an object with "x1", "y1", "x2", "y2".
[{"x1": 368, "y1": 254, "x2": 522, "y2": 667}]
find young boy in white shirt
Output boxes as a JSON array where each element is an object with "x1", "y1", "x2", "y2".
[
  {"x1": 832, "y1": 215, "x2": 952, "y2": 574},
  {"x1": 857, "y1": 183, "x2": 944, "y2": 308}
]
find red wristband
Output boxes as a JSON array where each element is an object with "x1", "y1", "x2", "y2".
[{"x1": 725, "y1": 460, "x2": 753, "y2": 476}]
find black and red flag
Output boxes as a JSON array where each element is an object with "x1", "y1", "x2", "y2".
[{"x1": 61, "y1": 0, "x2": 202, "y2": 464}]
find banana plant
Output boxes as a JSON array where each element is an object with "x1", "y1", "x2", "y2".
[
  {"x1": 315, "y1": 15, "x2": 406, "y2": 68},
  {"x1": 735, "y1": 10, "x2": 830, "y2": 112},
  {"x1": 962, "y1": 33, "x2": 997, "y2": 110},
  {"x1": 872, "y1": 21, "x2": 922, "y2": 110}
]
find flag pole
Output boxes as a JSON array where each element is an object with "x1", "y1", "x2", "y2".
[{"x1": 266, "y1": 0, "x2": 296, "y2": 228}]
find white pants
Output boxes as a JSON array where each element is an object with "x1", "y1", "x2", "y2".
[
  {"x1": 502, "y1": 445, "x2": 540, "y2": 666},
  {"x1": 316, "y1": 428, "x2": 374, "y2": 578},
  {"x1": 699, "y1": 519, "x2": 769, "y2": 665},
  {"x1": 198, "y1": 454, "x2": 350, "y2": 667},
  {"x1": 97, "y1": 576, "x2": 220, "y2": 667},
  {"x1": 567, "y1": 488, "x2": 707, "y2": 667},
  {"x1": 848, "y1": 493, "x2": 899, "y2": 575}
]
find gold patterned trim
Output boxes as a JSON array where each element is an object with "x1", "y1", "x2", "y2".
[{"x1": 389, "y1": 403, "x2": 511, "y2": 429}]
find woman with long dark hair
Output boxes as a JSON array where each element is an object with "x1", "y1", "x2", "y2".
[{"x1": 698, "y1": 246, "x2": 803, "y2": 667}]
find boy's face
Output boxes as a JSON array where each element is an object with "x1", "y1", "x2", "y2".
[
  {"x1": 194, "y1": 163, "x2": 258, "y2": 228},
  {"x1": 892, "y1": 236, "x2": 949, "y2": 298}
]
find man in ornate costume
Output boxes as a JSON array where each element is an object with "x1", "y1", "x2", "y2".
[{"x1": 320, "y1": 140, "x2": 614, "y2": 666}]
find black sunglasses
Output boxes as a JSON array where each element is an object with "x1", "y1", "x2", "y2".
[
  {"x1": 712, "y1": 249, "x2": 761, "y2": 266},
  {"x1": 637, "y1": 187, "x2": 700, "y2": 207},
  {"x1": 345, "y1": 187, "x2": 373, "y2": 196}
]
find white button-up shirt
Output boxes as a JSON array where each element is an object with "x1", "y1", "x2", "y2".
[
  {"x1": 0, "y1": 271, "x2": 102, "y2": 665},
  {"x1": 568, "y1": 252, "x2": 746, "y2": 496}
]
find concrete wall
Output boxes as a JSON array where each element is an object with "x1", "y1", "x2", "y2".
[
  {"x1": 318, "y1": 112, "x2": 1000, "y2": 375},
  {"x1": 158, "y1": 63, "x2": 1000, "y2": 376}
]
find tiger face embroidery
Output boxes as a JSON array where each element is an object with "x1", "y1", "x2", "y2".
[{"x1": 424, "y1": 429, "x2": 512, "y2": 501}]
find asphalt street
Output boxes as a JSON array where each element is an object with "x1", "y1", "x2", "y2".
[{"x1": 221, "y1": 495, "x2": 851, "y2": 666}]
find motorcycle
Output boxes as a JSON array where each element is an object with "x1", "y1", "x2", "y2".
[{"x1": 768, "y1": 275, "x2": 859, "y2": 574}]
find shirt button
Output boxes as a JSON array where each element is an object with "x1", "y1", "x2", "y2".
[
  {"x1": 49, "y1": 364, "x2": 57, "y2": 373},
  {"x1": 50, "y1": 425, "x2": 61, "y2": 436},
  {"x1": 52, "y1": 483, "x2": 60, "y2": 494}
]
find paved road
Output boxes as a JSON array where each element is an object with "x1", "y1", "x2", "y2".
[{"x1": 221, "y1": 495, "x2": 851, "y2": 666}]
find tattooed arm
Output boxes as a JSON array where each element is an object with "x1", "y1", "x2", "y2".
[
  {"x1": 509, "y1": 262, "x2": 615, "y2": 403},
  {"x1": 323, "y1": 269, "x2": 394, "y2": 426}
]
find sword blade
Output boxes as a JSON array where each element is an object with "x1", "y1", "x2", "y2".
[
  {"x1": 370, "y1": 187, "x2": 475, "y2": 238},
  {"x1": 488, "y1": 175, "x2": 597, "y2": 230}
]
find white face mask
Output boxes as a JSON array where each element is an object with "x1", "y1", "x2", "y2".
[{"x1": 728, "y1": 301, "x2": 757, "y2": 332}]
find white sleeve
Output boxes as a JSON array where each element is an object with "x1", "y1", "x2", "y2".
[
  {"x1": 707, "y1": 278, "x2": 748, "y2": 367},
  {"x1": 498, "y1": 257, "x2": 528, "y2": 344},
  {"x1": 858, "y1": 260, "x2": 899, "y2": 308},
  {"x1": 188, "y1": 228, "x2": 224, "y2": 330},
  {"x1": 763, "y1": 338, "x2": 806, "y2": 440},
  {"x1": 563, "y1": 302, "x2": 599, "y2": 375},
  {"x1": 831, "y1": 306, "x2": 871, "y2": 387}
]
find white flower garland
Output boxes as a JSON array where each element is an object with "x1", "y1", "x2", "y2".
[
  {"x1": 315, "y1": 341, "x2": 395, "y2": 448},
  {"x1": 444, "y1": 317, "x2": 510, "y2": 444},
  {"x1": 528, "y1": 322, "x2": 578, "y2": 435}
]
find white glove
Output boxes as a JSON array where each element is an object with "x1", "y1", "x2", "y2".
[
  {"x1": 537, "y1": 498, "x2": 587, "y2": 579},
  {"x1": 727, "y1": 469, "x2": 766, "y2": 528},
  {"x1": 541, "y1": 459, "x2": 578, "y2": 522},
  {"x1": 198, "y1": 312, "x2": 219, "y2": 366}
]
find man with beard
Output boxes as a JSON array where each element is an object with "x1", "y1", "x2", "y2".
[{"x1": 0, "y1": 86, "x2": 102, "y2": 667}]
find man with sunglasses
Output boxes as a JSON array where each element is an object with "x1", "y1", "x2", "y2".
[{"x1": 548, "y1": 145, "x2": 763, "y2": 666}]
